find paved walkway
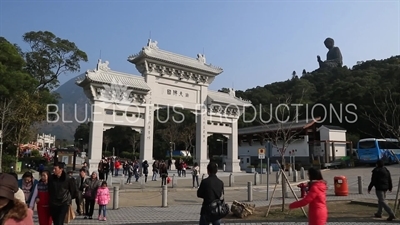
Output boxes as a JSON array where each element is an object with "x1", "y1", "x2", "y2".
[
  {"x1": 31, "y1": 165, "x2": 400, "y2": 224},
  {"x1": 33, "y1": 192, "x2": 399, "y2": 225}
]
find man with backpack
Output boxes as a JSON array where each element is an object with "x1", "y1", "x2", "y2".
[
  {"x1": 368, "y1": 159, "x2": 396, "y2": 221},
  {"x1": 197, "y1": 162, "x2": 227, "y2": 225}
]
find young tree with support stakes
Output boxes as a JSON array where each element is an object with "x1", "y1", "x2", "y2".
[{"x1": 260, "y1": 90, "x2": 308, "y2": 212}]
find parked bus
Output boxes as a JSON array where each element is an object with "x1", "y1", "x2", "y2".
[{"x1": 357, "y1": 138, "x2": 400, "y2": 165}]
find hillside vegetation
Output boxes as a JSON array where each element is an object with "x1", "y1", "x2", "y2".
[{"x1": 234, "y1": 56, "x2": 400, "y2": 144}]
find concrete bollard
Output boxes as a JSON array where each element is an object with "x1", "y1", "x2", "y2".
[
  {"x1": 140, "y1": 176, "x2": 145, "y2": 189},
  {"x1": 276, "y1": 171, "x2": 282, "y2": 184},
  {"x1": 171, "y1": 174, "x2": 175, "y2": 188},
  {"x1": 112, "y1": 186, "x2": 119, "y2": 210},
  {"x1": 229, "y1": 173, "x2": 234, "y2": 187},
  {"x1": 254, "y1": 172, "x2": 259, "y2": 185},
  {"x1": 119, "y1": 177, "x2": 123, "y2": 187},
  {"x1": 358, "y1": 176, "x2": 363, "y2": 194},
  {"x1": 247, "y1": 181, "x2": 253, "y2": 202},
  {"x1": 300, "y1": 167, "x2": 305, "y2": 179},
  {"x1": 293, "y1": 170, "x2": 298, "y2": 182},
  {"x1": 162, "y1": 185, "x2": 168, "y2": 207}
]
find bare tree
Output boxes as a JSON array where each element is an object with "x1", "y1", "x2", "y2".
[
  {"x1": 364, "y1": 89, "x2": 400, "y2": 139},
  {"x1": 260, "y1": 91, "x2": 306, "y2": 212},
  {"x1": 0, "y1": 99, "x2": 14, "y2": 172},
  {"x1": 103, "y1": 133, "x2": 111, "y2": 153},
  {"x1": 127, "y1": 132, "x2": 141, "y2": 157},
  {"x1": 159, "y1": 122, "x2": 181, "y2": 158},
  {"x1": 181, "y1": 123, "x2": 196, "y2": 154}
]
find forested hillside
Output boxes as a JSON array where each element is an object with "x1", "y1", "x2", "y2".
[{"x1": 234, "y1": 56, "x2": 400, "y2": 144}]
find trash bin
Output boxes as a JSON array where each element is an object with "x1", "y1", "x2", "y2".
[{"x1": 334, "y1": 176, "x2": 348, "y2": 196}]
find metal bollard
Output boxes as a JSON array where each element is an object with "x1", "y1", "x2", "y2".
[
  {"x1": 229, "y1": 173, "x2": 234, "y2": 187},
  {"x1": 247, "y1": 181, "x2": 253, "y2": 202},
  {"x1": 358, "y1": 176, "x2": 363, "y2": 194},
  {"x1": 300, "y1": 167, "x2": 305, "y2": 179},
  {"x1": 112, "y1": 186, "x2": 119, "y2": 210},
  {"x1": 162, "y1": 185, "x2": 168, "y2": 207},
  {"x1": 288, "y1": 167, "x2": 291, "y2": 176},
  {"x1": 293, "y1": 170, "x2": 298, "y2": 182},
  {"x1": 276, "y1": 171, "x2": 282, "y2": 184},
  {"x1": 254, "y1": 172, "x2": 259, "y2": 185}
]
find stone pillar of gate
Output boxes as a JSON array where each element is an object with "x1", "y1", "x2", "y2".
[
  {"x1": 87, "y1": 102, "x2": 105, "y2": 172},
  {"x1": 195, "y1": 86, "x2": 209, "y2": 172},
  {"x1": 140, "y1": 99, "x2": 154, "y2": 164},
  {"x1": 225, "y1": 119, "x2": 241, "y2": 172}
]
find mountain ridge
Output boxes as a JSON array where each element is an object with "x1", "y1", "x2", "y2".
[{"x1": 38, "y1": 74, "x2": 90, "y2": 140}]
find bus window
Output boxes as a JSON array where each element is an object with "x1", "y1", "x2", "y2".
[
  {"x1": 358, "y1": 141, "x2": 376, "y2": 149},
  {"x1": 378, "y1": 141, "x2": 399, "y2": 149}
]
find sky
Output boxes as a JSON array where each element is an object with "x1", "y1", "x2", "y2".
[{"x1": 0, "y1": 0, "x2": 399, "y2": 92}]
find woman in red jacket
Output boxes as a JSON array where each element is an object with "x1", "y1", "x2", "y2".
[
  {"x1": 289, "y1": 167, "x2": 327, "y2": 225},
  {"x1": 29, "y1": 171, "x2": 52, "y2": 225}
]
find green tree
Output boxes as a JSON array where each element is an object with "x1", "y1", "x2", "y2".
[
  {"x1": 0, "y1": 37, "x2": 38, "y2": 172},
  {"x1": 74, "y1": 123, "x2": 90, "y2": 144},
  {"x1": 22, "y1": 31, "x2": 88, "y2": 90}
]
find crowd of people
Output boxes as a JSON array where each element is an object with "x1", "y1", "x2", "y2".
[
  {"x1": 0, "y1": 159, "x2": 395, "y2": 225},
  {"x1": 0, "y1": 161, "x2": 111, "y2": 225}
]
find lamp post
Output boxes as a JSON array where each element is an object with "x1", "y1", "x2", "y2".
[
  {"x1": 216, "y1": 139, "x2": 224, "y2": 156},
  {"x1": 169, "y1": 142, "x2": 175, "y2": 159}
]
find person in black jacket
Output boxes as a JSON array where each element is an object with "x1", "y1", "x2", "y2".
[
  {"x1": 197, "y1": 162, "x2": 224, "y2": 225},
  {"x1": 367, "y1": 159, "x2": 395, "y2": 221},
  {"x1": 48, "y1": 162, "x2": 77, "y2": 225}
]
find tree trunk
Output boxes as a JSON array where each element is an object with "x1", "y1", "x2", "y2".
[{"x1": 281, "y1": 154, "x2": 286, "y2": 212}]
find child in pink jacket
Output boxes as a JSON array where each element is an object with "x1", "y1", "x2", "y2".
[{"x1": 95, "y1": 181, "x2": 110, "y2": 221}]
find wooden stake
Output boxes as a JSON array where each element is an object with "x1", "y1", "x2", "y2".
[
  {"x1": 278, "y1": 162, "x2": 308, "y2": 218},
  {"x1": 393, "y1": 177, "x2": 400, "y2": 215},
  {"x1": 265, "y1": 169, "x2": 282, "y2": 217}
]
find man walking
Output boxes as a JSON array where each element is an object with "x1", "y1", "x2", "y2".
[
  {"x1": 197, "y1": 162, "x2": 224, "y2": 225},
  {"x1": 48, "y1": 162, "x2": 77, "y2": 225},
  {"x1": 368, "y1": 159, "x2": 396, "y2": 221},
  {"x1": 75, "y1": 168, "x2": 88, "y2": 215}
]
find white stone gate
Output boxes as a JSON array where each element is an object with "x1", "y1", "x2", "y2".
[{"x1": 77, "y1": 39, "x2": 251, "y2": 172}]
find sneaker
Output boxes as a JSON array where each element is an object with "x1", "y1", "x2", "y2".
[
  {"x1": 103, "y1": 217, "x2": 107, "y2": 221},
  {"x1": 84, "y1": 216, "x2": 88, "y2": 219},
  {"x1": 98, "y1": 215, "x2": 102, "y2": 221},
  {"x1": 89, "y1": 216, "x2": 93, "y2": 220},
  {"x1": 387, "y1": 215, "x2": 395, "y2": 221},
  {"x1": 374, "y1": 213, "x2": 382, "y2": 218}
]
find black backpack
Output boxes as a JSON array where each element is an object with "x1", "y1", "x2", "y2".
[{"x1": 205, "y1": 189, "x2": 229, "y2": 222}]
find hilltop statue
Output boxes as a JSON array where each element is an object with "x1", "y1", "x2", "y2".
[{"x1": 317, "y1": 38, "x2": 343, "y2": 69}]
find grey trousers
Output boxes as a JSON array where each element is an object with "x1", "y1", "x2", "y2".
[{"x1": 375, "y1": 190, "x2": 394, "y2": 216}]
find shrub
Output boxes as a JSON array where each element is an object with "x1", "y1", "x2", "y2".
[
  {"x1": 1, "y1": 154, "x2": 17, "y2": 172},
  {"x1": 31, "y1": 150, "x2": 41, "y2": 157}
]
